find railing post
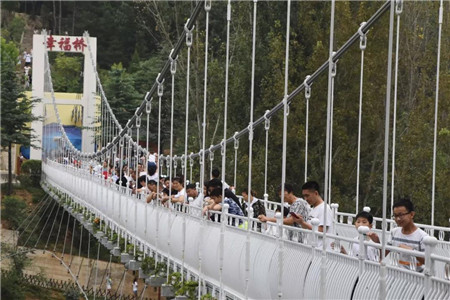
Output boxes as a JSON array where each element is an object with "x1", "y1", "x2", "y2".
[
  {"x1": 219, "y1": 203, "x2": 229, "y2": 300},
  {"x1": 423, "y1": 236, "x2": 437, "y2": 298},
  {"x1": 263, "y1": 193, "x2": 269, "y2": 211},
  {"x1": 331, "y1": 203, "x2": 339, "y2": 235},
  {"x1": 311, "y1": 218, "x2": 320, "y2": 251},
  {"x1": 247, "y1": 207, "x2": 254, "y2": 230},
  {"x1": 275, "y1": 212, "x2": 283, "y2": 299},
  {"x1": 358, "y1": 225, "x2": 370, "y2": 275},
  {"x1": 223, "y1": 203, "x2": 229, "y2": 226}
]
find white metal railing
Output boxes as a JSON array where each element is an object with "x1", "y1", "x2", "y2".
[{"x1": 42, "y1": 160, "x2": 450, "y2": 299}]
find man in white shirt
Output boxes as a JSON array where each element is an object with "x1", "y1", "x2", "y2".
[
  {"x1": 171, "y1": 177, "x2": 186, "y2": 204},
  {"x1": 292, "y1": 181, "x2": 333, "y2": 248},
  {"x1": 186, "y1": 184, "x2": 204, "y2": 207}
]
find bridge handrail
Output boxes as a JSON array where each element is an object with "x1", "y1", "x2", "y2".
[{"x1": 43, "y1": 160, "x2": 450, "y2": 284}]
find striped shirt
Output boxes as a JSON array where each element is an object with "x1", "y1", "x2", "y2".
[{"x1": 388, "y1": 226, "x2": 428, "y2": 272}]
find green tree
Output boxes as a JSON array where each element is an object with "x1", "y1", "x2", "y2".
[
  {"x1": 103, "y1": 63, "x2": 142, "y2": 128},
  {"x1": 50, "y1": 52, "x2": 83, "y2": 93},
  {"x1": 0, "y1": 248, "x2": 30, "y2": 300},
  {"x1": 1, "y1": 196, "x2": 27, "y2": 229},
  {"x1": 1, "y1": 37, "x2": 40, "y2": 195}
]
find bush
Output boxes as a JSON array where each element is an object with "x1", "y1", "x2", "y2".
[
  {"x1": 1, "y1": 196, "x2": 27, "y2": 229},
  {"x1": 6, "y1": 15, "x2": 26, "y2": 44},
  {"x1": 63, "y1": 287, "x2": 80, "y2": 300},
  {"x1": 20, "y1": 160, "x2": 41, "y2": 187}
]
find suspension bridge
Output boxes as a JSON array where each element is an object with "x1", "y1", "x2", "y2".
[{"x1": 6, "y1": 0, "x2": 450, "y2": 299}]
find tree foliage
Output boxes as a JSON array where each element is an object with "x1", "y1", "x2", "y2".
[
  {"x1": 1, "y1": 37, "x2": 40, "y2": 194},
  {"x1": 1, "y1": 196, "x2": 27, "y2": 229},
  {"x1": 49, "y1": 52, "x2": 83, "y2": 93}
]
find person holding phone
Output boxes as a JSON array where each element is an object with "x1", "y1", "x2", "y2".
[
  {"x1": 293, "y1": 181, "x2": 334, "y2": 248},
  {"x1": 258, "y1": 183, "x2": 310, "y2": 242}
]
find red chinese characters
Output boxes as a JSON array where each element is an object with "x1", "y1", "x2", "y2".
[
  {"x1": 58, "y1": 37, "x2": 72, "y2": 51},
  {"x1": 72, "y1": 38, "x2": 87, "y2": 52},
  {"x1": 46, "y1": 36, "x2": 88, "y2": 52},
  {"x1": 46, "y1": 36, "x2": 56, "y2": 51}
]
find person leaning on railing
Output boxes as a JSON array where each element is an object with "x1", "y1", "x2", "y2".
[{"x1": 386, "y1": 198, "x2": 428, "y2": 272}]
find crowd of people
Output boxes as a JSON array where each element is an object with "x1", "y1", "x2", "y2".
[{"x1": 86, "y1": 155, "x2": 428, "y2": 273}]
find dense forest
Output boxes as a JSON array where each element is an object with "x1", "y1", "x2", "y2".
[{"x1": 1, "y1": 1, "x2": 449, "y2": 227}]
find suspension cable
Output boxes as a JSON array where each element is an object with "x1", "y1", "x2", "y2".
[
  {"x1": 11, "y1": 193, "x2": 49, "y2": 237},
  {"x1": 44, "y1": 202, "x2": 61, "y2": 251},
  {"x1": 279, "y1": 0, "x2": 292, "y2": 298},
  {"x1": 34, "y1": 198, "x2": 58, "y2": 248},
  {"x1": 304, "y1": 76, "x2": 311, "y2": 183},
  {"x1": 328, "y1": 55, "x2": 337, "y2": 205},
  {"x1": 379, "y1": 1, "x2": 396, "y2": 299},
  {"x1": 76, "y1": 222, "x2": 84, "y2": 279},
  {"x1": 53, "y1": 207, "x2": 66, "y2": 252},
  {"x1": 431, "y1": 0, "x2": 444, "y2": 228},
  {"x1": 68, "y1": 217, "x2": 77, "y2": 268},
  {"x1": 61, "y1": 212, "x2": 72, "y2": 261},
  {"x1": 245, "y1": 1, "x2": 258, "y2": 298},
  {"x1": 93, "y1": 241, "x2": 101, "y2": 299},
  {"x1": 321, "y1": 0, "x2": 336, "y2": 299},
  {"x1": 15, "y1": 195, "x2": 51, "y2": 243},
  {"x1": 183, "y1": 18, "x2": 194, "y2": 281},
  {"x1": 263, "y1": 110, "x2": 270, "y2": 208},
  {"x1": 22, "y1": 196, "x2": 54, "y2": 248},
  {"x1": 233, "y1": 132, "x2": 239, "y2": 189},
  {"x1": 356, "y1": 22, "x2": 367, "y2": 214},
  {"x1": 199, "y1": 2, "x2": 212, "y2": 296},
  {"x1": 390, "y1": 0, "x2": 403, "y2": 215}
]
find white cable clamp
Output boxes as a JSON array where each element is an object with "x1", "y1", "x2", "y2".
[
  {"x1": 199, "y1": 150, "x2": 204, "y2": 165},
  {"x1": 181, "y1": 155, "x2": 185, "y2": 169},
  {"x1": 209, "y1": 145, "x2": 214, "y2": 161},
  {"x1": 331, "y1": 52, "x2": 337, "y2": 78},
  {"x1": 184, "y1": 19, "x2": 194, "y2": 47},
  {"x1": 285, "y1": 97, "x2": 290, "y2": 116},
  {"x1": 146, "y1": 98, "x2": 152, "y2": 114},
  {"x1": 220, "y1": 140, "x2": 225, "y2": 156},
  {"x1": 264, "y1": 110, "x2": 271, "y2": 131},
  {"x1": 205, "y1": 0, "x2": 212, "y2": 12},
  {"x1": 248, "y1": 123, "x2": 253, "y2": 141},
  {"x1": 189, "y1": 153, "x2": 194, "y2": 167},
  {"x1": 233, "y1": 132, "x2": 239, "y2": 150},
  {"x1": 304, "y1": 75, "x2": 312, "y2": 100},
  {"x1": 395, "y1": 0, "x2": 403, "y2": 15},
  {"x1": 136, "y1": 115, "x2": 141, "y2": 129},
  {"x1": 169, "y1": 49, "x2": 178, "y2": 75},
  {"x1": 358, "y1": 22, "x2": 367, "y2": 51},
  {"x1": 156, "y1": 74, "x2": 164, "y2": 97}
]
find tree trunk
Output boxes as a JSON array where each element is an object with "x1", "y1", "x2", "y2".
[
  {"x1": 8, "y1": 142, "x2": 13, "y2": 195},
  {"x1": 72, "y1": 2, "x2": 76, "y2": 35},
  {"x1": 59, "y1": 0, "x2": 62, "y2": 35},
  {"x1": 52, "y1": 1, "x2": 57, "y2": 34}
]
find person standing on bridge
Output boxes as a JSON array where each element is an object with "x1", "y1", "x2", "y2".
[
  {"x1": 292, "y1": 181, "x2": 333, "y2": 248},
  {"x1": 388, "y1": 198, "x2": 428, "y2": 272},
  {"x1": 259, "y1": 183, "x2": 310, "y2": 242},
  {"x1": 241, "y1": 188, "x2": 266, "y2": 232}
]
